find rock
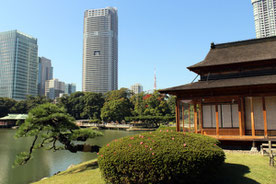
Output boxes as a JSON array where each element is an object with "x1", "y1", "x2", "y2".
[
  {"x1": 54, "y1": 171, "x2": 61, "y2": 175},
  {"x1": 67, "y1": 164, "x2": 75, "y2": 170},
  {"x1": 40, "y1": 177, "x2": 48, "y2": 181}
]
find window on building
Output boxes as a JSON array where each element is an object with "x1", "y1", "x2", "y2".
[
  {"x1": 202, "y1": 103, "x2": 239, "y2": 128},
  {"x1": 94, "y1": 51, "x2": 100, "y2": 56}
]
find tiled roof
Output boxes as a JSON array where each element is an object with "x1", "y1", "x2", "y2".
[
  {"x1": 159, "y1": 74, "x2": 276, "y2": 93},
  {"x1": 188, "y1": 36, "x2": 276, "y2": 70}
]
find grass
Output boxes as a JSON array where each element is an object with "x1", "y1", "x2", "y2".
[
  {"x1": 32, "y1": 159, "x2": 105, "y2": 184},
  {"x1": 215, "y1": 152, "x2": 276, "y2": 184},
  {"x1": 33, "y1": 152, "x2": 276, "y2": 184}
]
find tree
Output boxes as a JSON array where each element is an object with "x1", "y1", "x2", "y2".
[
  {"x1": 14, "y1": 103, "x2": 102, "y2": 166},
  {"x1": 143, "y1": 91, "x2": 170, "y2": 116},
  {"x1": 81, "y1": 93, "x2": 104, "y2": 120},
  {"x1": 101, "y1": 88, "x2": 133, "y2": 122},
  {"x1": 101, "y1": 98, "x2": 132, "y2": 122},
  {"x1": 24, "y1": 95, "x2": 53, "y2": 111},
  {"x1": 57, "y1": 92, "x2": 85, "y2": 119},
  {"x1": 0, "y1": 97, "x2": 16, "y2": 117},
  {"x1": 130, "y1": 92, "x2": 146, "y2": 116},
  {"x1": 167, "y1": 95, "x2": 176, "y2": 116},
  {"x1": 57, "y1": 92, "x2": 105, "y2": 120}
]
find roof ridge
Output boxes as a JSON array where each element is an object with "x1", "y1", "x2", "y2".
[{"x1": 212, "y1": 36, "x2": 276, "y2": 49}]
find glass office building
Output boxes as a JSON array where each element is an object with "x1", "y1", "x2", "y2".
[
  {"x1": 0, "y1": 30, "x2": 38, "y2": 100},
  {"x1": 252, "y1": 0, "x2": 276, "y2": 38},
  {"x1": 38, "y1": 57, "x2": 53, "y2": 96},
  {"x1": 82, "y1": 7, "x2": 118, "y2": 93}
]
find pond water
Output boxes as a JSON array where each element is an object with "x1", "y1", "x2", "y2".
[{"x1": 0, "y1": 129, "x2": 141, "y2": 184}]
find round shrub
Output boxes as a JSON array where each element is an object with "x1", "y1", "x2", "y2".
[{"x1": 98, "y1": 129, "x2": 225, "y2": 184}]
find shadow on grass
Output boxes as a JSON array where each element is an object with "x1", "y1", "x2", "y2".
[{"x1": 213, "y1": 163, "x2": 260, "y2": 184}]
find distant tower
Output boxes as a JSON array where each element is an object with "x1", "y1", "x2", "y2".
[
  {"x1": 252, "y1": 0, "x2": 276, "y2": 38},
  {"x1": 154, "y1": 68, "x2": 157, "y2": 90},
  {"x1": 82, "y1": 7, "x2": 118, "y2": 93}
]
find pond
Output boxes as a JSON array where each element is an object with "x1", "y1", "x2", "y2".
[{"x1": 0, "y1": 129, "x2": 142, "y2": 184}]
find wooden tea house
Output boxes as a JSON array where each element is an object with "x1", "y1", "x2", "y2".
[{"x1": 160, "y1": 36, "x2": 276, "y2": 142}]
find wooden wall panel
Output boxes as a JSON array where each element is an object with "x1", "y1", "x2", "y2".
[
  {"x1": 253, "y1": 97, "x2": 264, "y2": 130},
  {"x1": 265, "y1": 96, "x2": 276, "y2": 130},
  {"x1": 203, "y1": 128, "x2": 239, "y2": 136}
]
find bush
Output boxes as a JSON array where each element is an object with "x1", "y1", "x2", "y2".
[
  {"x1": 89, "y1": 119, "x2": 101, "y2": 124},
  {"x1": 98, "y1": 130, "x2": 225, "y2": 184},
  {"x1": 125, "y1": 115, "x2": 175, "y2": 127}
]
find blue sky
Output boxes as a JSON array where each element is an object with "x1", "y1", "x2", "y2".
[{"x1": 0, "y1": 0, "x2": 256, "y2": 91}]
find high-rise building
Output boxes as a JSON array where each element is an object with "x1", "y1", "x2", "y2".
[
  {"x1": 65, "y1": 83, "x2": 76, "y2": 95},
  {"x1": 82, "y1": 7, "x2": 118, "y2": 93},
  {"x1": 0, "y1": 30, "x2": 38, "y2": 100},
  {"x1": 130, "y1": 83, "x2": 143, "y2": 94},
  {"x1": 252, "y1": 0, "x2": 276, "y2": 38},
  {"x1": 45, "y1": 79, "x2": 65, "y2": 100},
  {"x1": 38, "y1": 57, "x2": 53, "y2": 96}
]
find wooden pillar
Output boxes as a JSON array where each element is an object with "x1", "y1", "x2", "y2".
[
  {"x1": 241, "y1": 97, "x2": 245, "y2": 136},
  {"x1": 215, "y1": 104, "x2": 219, "y2": 136},
  {"x1": 262, "y1": 97, "x2": 268, "y2": 137},
  {"x1": 199, "y1": 103, "x2": 203, "y2": 134},
  {"x1": 182, "y1": 103, "x2": 185, "y2": 133},
  {"x1": 176, "y1": 99, "x2": 180, "y2": 132},
  {"x1": 194, "y1": 103, "x2": 198, "y2": 134},
  {"x1": 188, "y1": 104, "x2": 191, "y2": 132},
  {"x1": 250, "y1": 97, "x2": 256, "y2": 137},
  {"x1": 238, "y1": 98, "x2": 243, "y2": 136}
]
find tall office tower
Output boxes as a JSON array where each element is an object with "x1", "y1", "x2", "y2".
[
  {"x1": 0, "y1": 30, "x2": 38, "y2": 100},
  {"x1": 130, "y1": 83, "x2": 143, "y2": 94},
  {"x1": 45, "y1": 79, "x2": 65, "y2": 99},
  {"x1": 38, "y1": 57, "x2": 53, "y2": 96},
  {"x1": 82, "y1": 7, "x2": 118, "y2": 93},
  {"x1": 252, "y1": 0, "x2": 276, "y2": 38},
  {"x1": 65, "y1": 83, "x2": 76, "y2": 95}
]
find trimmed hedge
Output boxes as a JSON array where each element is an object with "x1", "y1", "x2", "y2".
[{"x1": 98, "y1": 129, "x2": 225, "y2": 184}]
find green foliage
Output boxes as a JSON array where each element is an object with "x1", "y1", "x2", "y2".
[
  {"x1": 81, "y1": 93, "x2": 104, "y2": 120},
  {"x1": 89, "y1": 119, "x2": 102, "y2": 124},
  {"x1": 126, "y1": 115, "x2": 175, "y2": 127},
  {"x1": 101, "y1": 88, "x2": 133, "y2": 122},
  {"x1": 104, "y1": 88, "x2": 133, "y2": 101},
  {"x1": 130, "y1": 91, "x2": 174, "y2": 119},
  {"x1": 130, "y1": 92, "x2": 145, "y2": 116},
  {"x1": 98, "y1": 131, "x2": 225, "y2": 184},
  {"x1": 167, "y1": 95, "x2": 176, "y2": 115},
  {"x1": 0, "y1": 96, "x2": 53, "y2": 117},
  {"x1": 57, "y1": 92, "x2": 104, "y2": 120},
  {"x1": 14, "y1": 103, "x2": 102, "y2": 166},
  {"x1": 0, "y1": 97, "x2": 16, "y2": 117}
]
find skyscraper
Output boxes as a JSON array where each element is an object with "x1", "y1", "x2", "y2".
[
  {"x1": 45, "y1": 79, "x2": 65, "y2": 100},
  {"x1": 82, "y1": 7, "x2": 118, "y2": 93},
  {"x1": 38, "y1": 57, "x2": 53, "y2": 96},
  {"x1": 65, "y1": 83, "x2": 76, "y2": 95},
  {"x1": 0, "y1": 30, "x2": 38, "y2": 100},
  {"x1": 130, "y1": 83, "x2": 143, "y2": 94},
  {"x1": 252, "y1": 0, "x2": 276, "y2": 38}
]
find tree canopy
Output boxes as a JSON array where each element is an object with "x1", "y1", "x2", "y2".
[{"x1": 14, "y1": 103, "x2": 102, "y2": 166}]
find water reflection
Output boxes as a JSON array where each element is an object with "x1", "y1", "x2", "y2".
[{"x1": 0, "y1": 129, "x2": 141, "y2": 184}]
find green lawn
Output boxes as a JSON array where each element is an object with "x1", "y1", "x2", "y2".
[
  {"x1": 33, "y1": 152, "x2": 276, "y2": 184},
  {"x1": 32, "y1": 159, "x2": 105, "y2": 184},
  {"x1": 215, "y1": 152, "x2": 276, "y2": 184}
]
